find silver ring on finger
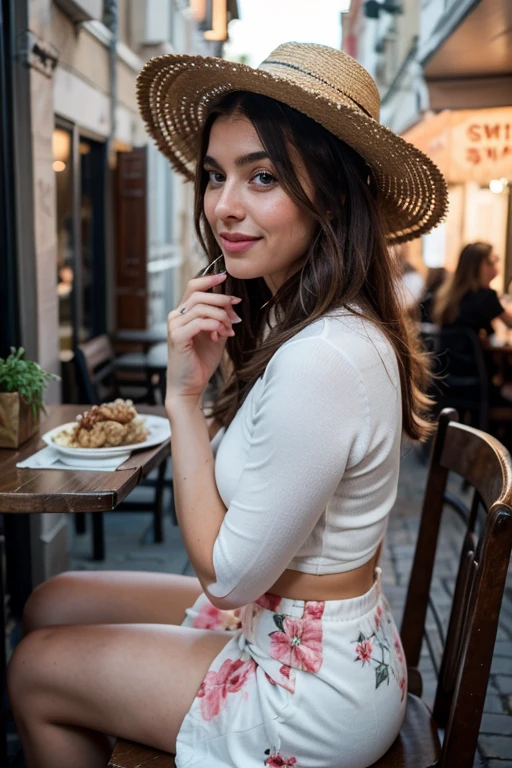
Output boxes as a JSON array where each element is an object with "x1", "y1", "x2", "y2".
[{"x1": 179, "y1": 306, "x2": 188, "y2": 315}]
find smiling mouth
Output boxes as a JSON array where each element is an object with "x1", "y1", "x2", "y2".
[{"x1": 219, "y1": 234, "x2": 263, "y2": 253}]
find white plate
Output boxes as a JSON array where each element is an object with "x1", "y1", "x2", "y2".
[{"x1": 42, "y1": 414, "x2": 171, "y2": 459}]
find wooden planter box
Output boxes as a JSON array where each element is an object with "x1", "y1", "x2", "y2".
[{"x1": 0, "y1": 392, "x2": 39, "y2": 449}]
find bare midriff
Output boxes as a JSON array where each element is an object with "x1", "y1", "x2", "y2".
[
  {"x1": 206, "y1": 420, "x2": 383, "y2": 603},
  {"x1": 267, "y1": 545, "x2": 382, "y2": 602}
]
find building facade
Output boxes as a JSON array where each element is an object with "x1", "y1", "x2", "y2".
[
  {"x1": 343, "y1": 0, "x2": 512, "y2": 286},
  {"x1": 1, "y1": 0, "x2": 237, "y2": 588}
]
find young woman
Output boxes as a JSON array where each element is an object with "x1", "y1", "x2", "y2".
[
  {"x1": 7, "y1": 43, "x2": 447, "y2": 768},
  {"x1": 432, "y1": 241, "x2": 512, "y2": 335}
]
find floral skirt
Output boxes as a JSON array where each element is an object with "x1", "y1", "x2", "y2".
[{"x1": 175, "y1": 568, "x2": 407, "y2": 768}]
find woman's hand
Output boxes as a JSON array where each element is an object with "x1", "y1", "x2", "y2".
[{"x1": 165, "y1": 272, "x2": 242, "y2": 412}]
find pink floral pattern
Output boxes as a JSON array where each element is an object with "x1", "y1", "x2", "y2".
[
  {"x1": 197, "y1": 657, "x2": 256, "y2": 721},
  {"x1": 352, "y1": 600, "x2": 407, "y2": 699},
  {"x1": 355, "y1": 639, "x2": 373, "y2": 665},
  {"x1": 269, "y1": 601, "x2": 324, "y2": 674},
  {"x1": 192, "y1": 602, "x2": 242, "y2": 632},
  {"x1": 393, "y1": 630, "x2": 404, "y2": 663},
  {"x1": 255, "y1": 593, "x2": 283, "y2": 612},
  {"x1": 264, "y1": 749, "x2": 298, "y2": 766}
]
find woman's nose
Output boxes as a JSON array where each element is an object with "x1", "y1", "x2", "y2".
[{"x1": 215, "y1": 182, "x2": 245, "y2": 220}]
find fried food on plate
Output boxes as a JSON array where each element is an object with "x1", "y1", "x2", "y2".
[{"x1": 53, "y1": 399, "x2": 149, "y2": 449}]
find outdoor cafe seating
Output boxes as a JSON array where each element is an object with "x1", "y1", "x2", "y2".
[
  {"x1": 73, "y1": 335, "x2": 175, "y2": 561},
  {"x1": 419, "y1": 323, "x2": 512, "y2": 436},
  {"x1": 108, "y1": 409, "x2": 512, "y2": 768}
]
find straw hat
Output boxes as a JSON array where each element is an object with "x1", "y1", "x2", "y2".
[{"x1": 137, "y1": 42, "x2": 448, "y2": 244}]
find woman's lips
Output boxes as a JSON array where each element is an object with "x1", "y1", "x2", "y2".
[{"x1": 219, "y1": 235, "x2": 263, "y2": 253}]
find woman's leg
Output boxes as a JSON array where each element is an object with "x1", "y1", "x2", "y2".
[
  {"x1": 8, "y1": 621, "x2": 232, "y2": 768},
  {"x1": 23, "y1": 571, "x2": 204, "y2": 633}
]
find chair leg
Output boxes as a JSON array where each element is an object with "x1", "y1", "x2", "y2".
[
  {"x1": 74, "y1": 513, "x2": 86, "y2": 535},
  {"x1": 153, "y1": 460, "x2": 166, "y2": 543},
  {"x1": 92, "y1": 513, "x2": 105, "y2": 561}
]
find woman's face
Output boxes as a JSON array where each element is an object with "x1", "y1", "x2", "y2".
[
  {"x1": 203, "y1": 114, "x2": 316, "y2": 295},
  {"x1": 479, "y1": 251, "x2": 499, "y2": 288}
]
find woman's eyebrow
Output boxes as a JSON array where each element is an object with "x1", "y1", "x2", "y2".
[
  {"x1": 204, "y1": 151, "x2": 269, "y2": 169},
  {"x1": 204, "y1": 155, "x2": 222, "y2": 169},
  {"x1": 235, "y1": 151, "x2": 269, "y2": 167}
]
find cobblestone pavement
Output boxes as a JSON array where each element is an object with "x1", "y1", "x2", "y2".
[{"x1": 67, "y1": 448, "x2": 512, "y2": 766}]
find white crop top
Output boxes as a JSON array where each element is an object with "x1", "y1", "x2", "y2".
[{"x1": 207, "y1": 310, "x2": 402, "y2": 608}]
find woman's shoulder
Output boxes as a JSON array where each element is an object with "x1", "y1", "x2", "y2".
[
  {"x1": 462, "y1": 287, "x2": 503, "y2": 313},
  {"x1": 267, "y1": 309, "x2": 397, "y2": 382},
  {"x1": 464, "y1": 286, "x2": 498, "y2": 302}
]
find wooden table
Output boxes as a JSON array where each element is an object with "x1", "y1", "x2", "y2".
[
  {"x1": 0, "y1": 404, "x2": 171, "y2": 765},
  {"x1": 483, "y1": 342, "x2": 512, "y2": 390}
]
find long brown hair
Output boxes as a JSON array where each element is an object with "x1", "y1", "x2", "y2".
[
  {"x1": 193, "y1": 92, "x2": 432, "y2": 441},
  {"x1": 432, "y1": 242, "x2": 493, "y2": 326}
]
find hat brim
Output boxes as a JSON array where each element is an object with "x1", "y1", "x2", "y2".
[{"x1": 137, "y1": 54, "x2": 448, "y2": 244}]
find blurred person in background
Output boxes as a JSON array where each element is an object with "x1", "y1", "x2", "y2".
[
  {"x1": 395, "y1": 245, "x2": 426, "y2": 319},
  {"x1": 432, "y1": 242, "x2": 512, "y2": 406},
  {"x1": 432, "y1": 242, "x2": 512, "y2": 336},
  {"x1": 7, "y1": 43, "x2": 447, "y2": 768},
  {"x1": 420, "y1": 266, "x2": 447, "y2": 323}
]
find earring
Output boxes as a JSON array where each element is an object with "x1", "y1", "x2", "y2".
[
  {"x1": 299, "y1": 265, "x2": 308, "y2": 314},
  {"x1": 200, "y1": 254, "x2": 225, "y2": 276}
]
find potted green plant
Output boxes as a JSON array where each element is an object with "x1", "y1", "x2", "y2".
[{"x1": 0, "y1": 347, "x2": 60, "y2": 448}]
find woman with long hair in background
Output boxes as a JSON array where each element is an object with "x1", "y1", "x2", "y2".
[
  {"x1": 432, "y1": 241, "x2": 512, "y2": 334},
  {"x1": 8, "y1": 43, "x2": 447, "y2": 768}
]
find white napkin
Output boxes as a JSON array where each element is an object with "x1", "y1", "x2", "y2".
[{"x1": 16, "y1": 446, "x2": 132, "y2": 471}]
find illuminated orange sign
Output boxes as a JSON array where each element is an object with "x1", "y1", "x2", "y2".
[{"x1": 403, "y1": 107, "x2": 512, "y2": 184}]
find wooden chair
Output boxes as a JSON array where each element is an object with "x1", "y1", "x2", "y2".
[
  {"x1": 75, "y1": 335, "x2": 157, "y2": 406},
  {"x1": 73, "y1": 335, "x2": 173, "y2": 560},
  {"x1": 109, "y1": 740, "x2": 175, "y2": 767},
  {"x1": 109, "y1": 409, "x2": 512, "y2": 768}
]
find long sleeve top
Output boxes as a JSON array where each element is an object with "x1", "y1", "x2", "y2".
[{"x1": 206, "y1": 310, "x2": 402, "y2": 609}]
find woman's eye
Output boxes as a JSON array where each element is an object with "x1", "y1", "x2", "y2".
[
  {"x1": 252, "y1": 171, "x2": 277, "y2": 187},
  {"x1": 206, "y1": 171, "x2": 225, "y2": 185}
]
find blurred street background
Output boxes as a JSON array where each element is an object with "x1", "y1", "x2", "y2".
[{"x1": 1, "y1": 0, "x2": 512, "y2": 765}]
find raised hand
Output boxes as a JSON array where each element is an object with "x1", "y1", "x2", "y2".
[{"x1": 165, "y1": 272, "x2": 242, "y2": 410}]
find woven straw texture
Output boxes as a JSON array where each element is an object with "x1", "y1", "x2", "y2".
[{"x1": 137, "y1": 42, "x2": 448, "y2": 244}]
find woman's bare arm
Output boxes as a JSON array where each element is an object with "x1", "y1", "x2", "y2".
[
  {"x1": 497, "y1": 309, "x2": 512, "y2": 329},
  {"x1": 168, "y1": 399, "x2": 227, "y2": 606},
  {"x1": 164, "y1": 271, "x2": 240, "y2": 609}
]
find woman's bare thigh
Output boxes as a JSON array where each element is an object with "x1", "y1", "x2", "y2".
[
  {"x1": 8, "y1": 621, "x2": 232, "y2": 755},
  {"x1": 23, "y1": 571, "x2": 204, "y2": 633}
]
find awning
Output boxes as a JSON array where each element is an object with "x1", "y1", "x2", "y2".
[{"x1": 422, "y1": 0, "x2": 512, "y2": 110}]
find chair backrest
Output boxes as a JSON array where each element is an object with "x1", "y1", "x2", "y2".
[
  {"x1": 74, "y1": 335, "x2": 120, "y2": 405},
  {"x1": 420, "y1": 324, "x2": 489, "y2": 429},
  {"x1": 400, "y1": 408, "x2": 512, "y2": 768}
]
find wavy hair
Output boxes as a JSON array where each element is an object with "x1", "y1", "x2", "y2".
[{"x1": 193, "y1": 92, "x2": 433, "y2": 441}]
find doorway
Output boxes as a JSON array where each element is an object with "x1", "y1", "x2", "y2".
[{"x1": 54, "y1": 123, "x2": 107, "y2": 361}]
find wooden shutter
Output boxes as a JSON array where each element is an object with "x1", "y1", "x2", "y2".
[{"x1": 115, "y1": 147, "x2": 148, "y2": 329}]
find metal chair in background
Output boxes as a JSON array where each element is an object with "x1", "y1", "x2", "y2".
[{"x1": 73, "y1": 336, "x2": 175, "y2": 561}]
